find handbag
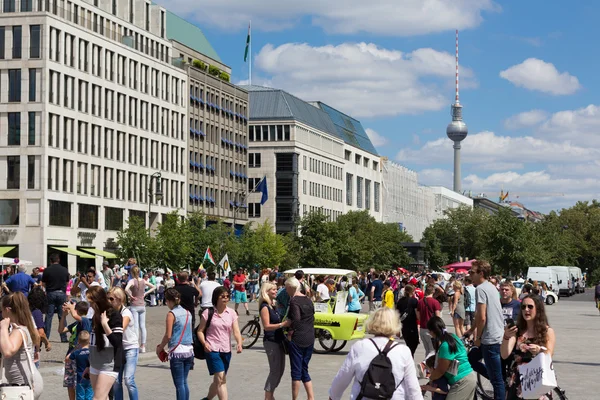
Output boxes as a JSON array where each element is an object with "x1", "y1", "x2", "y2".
[
  {"x1": 517, "y1": 352, "x2": 557, "y2": 399},
  {"x1": 193, "y1": 308, "x2": 214, "y2": 360},
  {"x1": 159, "y1": 310, "x2": 190, "y2": 362},
  {"x1": 0, "y1": 326, "x2": 43, "y2": 400}
]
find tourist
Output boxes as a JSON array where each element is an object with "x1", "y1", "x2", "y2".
[
  {"x1": 0, "y1": 292, "x2": 44, "y2": 399},
  {"x1": 28, "y1": 286, "x2": 51, "y2": 365},
  {"x1": 69, "y1": 331, "x2": 93, "y2": 400},
  {"x1": 382, "y1": 280, "x2": 395, "y2": 309},
  {"x1": 248, "y1": 268, "x2": 260, "y2": 302},
  {"x1": 396, "y1": 284, "x2": 419, "y2": 357},
  {"x1": 174, "y1": 271, "x2": 200, "y2": 328},
  {"x1": 156, "y1": 288, "x2": 194, "y2": 400},
  {"x1": 232, "y1": 268, "x2": 250, "y2": 316},
  {"x1": 500, "y1": 281, "x2": 521, "y2": 322},
  {"x1": 450, "y1": 280, "x2": 466, "y2": 337},
  {"x1": 42, "y1": 253, "x2": 70, "y2": 342},
  {"x1": 76, "y1": 269, "x2": 102, "y2": 302},
  {"x1": 370, "y1": 273, "x2": 384, "y2": 311},
  {"x1": 259, "y1": 282, "x2": 291, "y2": 400},
  {"x1": 315, "y1": 276, "x2": 330, "y2": 303},
  {"x1": 328, "y1": 307, "x2": 423, "y2": 399},
  {"x1": 59, "y1": 301, "x2": 92, "y2": 400},
  {"x1": 102, "y1": 261, "x2": 114, "y2": 289},
  {"x1": 109, "y1": 287, "x2": 139, "y2": 400},
  {"x1": 125, "y1": 265, "x2": 155, "y2": 353},
  {"x1": 463, "y1": 277, "x2": 476, "y2": 331},
  {"x1": 347, "y1": 277, "x2": 364, "y2": 314},
  {"x1": 199, "y1": 272, "x2": 221, "y2": 311},
  {"x1": 2, "y1": 264, "x2": 37, "y2": 296},
  {"x1": 595, "y1": 280, "x2": 600, "y2": 314},
  {"x1": 285, "y1": 277, "x2": 315, "y2": 400},
  {"x1": 198, "y1": 286, "x2": 243, "y2": 400},
  {"x1": 416, "y1": 284, "x2": 441, "y2": 359}
]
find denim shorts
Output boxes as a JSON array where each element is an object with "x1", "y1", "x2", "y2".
[
  {"x1": 205, "y1": 351, "x2": 232, "y2": 375},
  {"x1": 288, "y1": 341, "x2": 313, "y2": 383}
]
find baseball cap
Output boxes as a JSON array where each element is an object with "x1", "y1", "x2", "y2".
[{"x1": 410, "y1": 278, "x2": 418, "y2": 285}]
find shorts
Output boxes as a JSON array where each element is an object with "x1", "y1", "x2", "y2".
[
  {"x1": 63, "y1": 358, "x2": 77, "y2": 388},
  {"x1": 465, "y1": 311, "x2": 475, "y2": 326},
  {"x1": 89, "y1": 366, "x2": 119, "y2": 379},
  {"x1": 233, "y1": 290, "x2": 248, "y2": 304},
  {"x1": 205, "y1": 351, "x2": 232, "y2": 375}
]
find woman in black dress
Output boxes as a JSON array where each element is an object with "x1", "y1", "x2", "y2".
[{"x1": 396, "y1": 284, "x2": 419, "y2": 357}]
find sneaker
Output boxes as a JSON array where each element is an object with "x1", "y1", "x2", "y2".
[
  {"x1": 140, "y1": 345, "x2": 146, "y2": 353},
  {"x1": 246, "y1": 310, "x2": 250, "y2": 316}
]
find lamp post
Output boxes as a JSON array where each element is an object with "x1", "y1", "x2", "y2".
[
  {"x1": 232, "y1": 188, "x2": 246, "y2": 235},
  {"x1": 148, "y1": 172, "x2": 163, "y2": 229}
]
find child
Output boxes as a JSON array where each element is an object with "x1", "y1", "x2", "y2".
[
  {"x1": 420, "y1": 354, "x2": 449, "y2": 400},
  {"x1": 59, "y1": 301, "x2": 92, "y2": 400},
  {"x1": 68, "y1": 331, "x2": 94, "y2": 400},
  {"x1": 383, "y1": 281, "x2": 395, "y2": 309}
]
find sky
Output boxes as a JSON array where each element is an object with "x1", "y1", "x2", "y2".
[{"x1": 156, "y1": 0, "x2": 600, "y2": 213}]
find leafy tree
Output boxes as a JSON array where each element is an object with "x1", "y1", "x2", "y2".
[
  {"x1": 155, "y1": 212, "x2": 191, "y2": 272},
  {"x1": 116, "y1": 216, "x2": 159, "y2": 270},
  {"x1": 298, "y1": 212, "x2": 338, "y2": 268}
]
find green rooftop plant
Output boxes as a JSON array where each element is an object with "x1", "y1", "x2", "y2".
[
  {"x1": 219, "y1": 72, "x2": 230, "y2": 82},
  {"x1": 192, "y1": 59, "x2": 206, "y2": 71},
  {"x1": 208, "y1": 65, "x2": 220, "y2": 76}
]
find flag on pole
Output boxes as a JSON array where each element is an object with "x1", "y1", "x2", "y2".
[
  {"x1": 244, "y1": 23, "x2": 251, "y2": 62},
  {"x1": 256, "y1": 176, "x2": 268, "y2": 205},
  {"x1": 203, "y1": 247, "x2": 216, "y2": 265},
  {"x1": 219, "y1": 254, "x2": 231, "y2": 276}
]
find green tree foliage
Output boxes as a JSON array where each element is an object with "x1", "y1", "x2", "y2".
[
  {"x1": 116, "y1": 216, "x2": 158, "y2": 270},
  {"x1": 297, "y1": 212, "x2": 339, "y2": 268},
  {"x1": 156, "y1": 212, "x2": 190, "y2": 271},
  {"x1": 239, "y1": 221, "x2": 287, "y2": 269}
]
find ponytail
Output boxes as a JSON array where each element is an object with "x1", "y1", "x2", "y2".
[{"x1": 427, "y1": 316, "x2": 458, "y2": 354}]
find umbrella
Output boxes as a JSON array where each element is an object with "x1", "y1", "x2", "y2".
[
  {"x1": 398, "y1": 267, "x2": 408, "y2": 273},
  {"x1": 442, "y1": 260, "x2": 476, "y2": 270},
  {"x1": 456, "y1": 269, "x2": 469, "y2": 274}
]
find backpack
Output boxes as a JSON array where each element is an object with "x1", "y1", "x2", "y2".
[
  {"x1": 193, "y1": 308, "x2": 214, "y2": 360},
  {"x1": 464, "y1": 287, "x2": 472, "y2": 309},
  {"x1": 357, "y1": 339, "x2": 402, "y2": 400}
]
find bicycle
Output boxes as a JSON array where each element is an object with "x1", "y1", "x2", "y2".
[{"x1": 240, "y1": 315, "x2": 261, "y2": 349}]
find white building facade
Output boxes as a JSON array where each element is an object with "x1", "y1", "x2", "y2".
[
  {"x1": 0, "y1": 0, "x2": 188, "y2": 272},
  {"x1": 430, "y1": 186, "x2": 473, "y2": 219}
]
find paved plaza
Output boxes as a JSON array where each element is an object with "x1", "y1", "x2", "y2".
[{"x1": 36, "y1": 292, "x2": 599, "y2": 399}]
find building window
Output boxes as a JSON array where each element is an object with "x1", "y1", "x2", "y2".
[
  {"x1": 7, "y1": 112, "x2": 20, "y2": 146},
  {"x1": 365, "y1": 179, "x2": 371, "y2": 210},
  {"x1": 7, "y1": 156, "x2": 20, "y2": 189},
  {"x1": 12, "y1": 26, "x2": 21, "y2": 59},
  {"x1": 27, "y1": 155, "x2": 35, "y2": 189},
  {"x1": 0, "y1": 27, "x2": 4, "y2": 59},
  {"x1": 346, "y1": 173, "x2": 353, "y2": 206},
  {"x1": 374, "y1": 182, "x2": 380, "y2": 212},
  {"x1": 373, "y1": 161, "x2": 379, "y2": 171},
  {"x1": 345, "y1": 150, "x2": 351, "y2": 161},
  {"x1": 78, "y1": 204, "x2": 99, "y2": 229},
  {"x1": 357, "y1": 177, "x2": 363, "y2": 208},
  {"x1": 28, "y1": 112, "x2": 35, "y2": 145},
  {"x1": 355, "y1": 154, "x2": 361, "y2": 165},
  {"x1": 105, "y1": 207, "x2": 123, "y2": 230},
  {"x1": 29, "y1": 68, "x2": 36, "y2": 101},
  {"x1": 303, "y1": 156, "x2": 307, "y2": 170},
  {"x1": 0, "y1": 199, "x2": 19, "y2": 225},
  {"x1": 3, "y1": 0, "x2": 15, "y2": 12},
  {"x1": 249, "y1": 203, "x2": 261, "y2": 218},
  {"x1": 249, "y1": 153, "x2": 261, "y2": 168},
  {"x1": 21, "y1": 0, "x2": 32, "y2": 11},
  {"x1": 8, "y1": 69, "x2": 21, "y2": 102},
  {"x1": 49, "y1": 200, "x2": 71, "y2": 227},
  {"x1": 29, "y1": 25, "x2": 40, "y2": 58}
]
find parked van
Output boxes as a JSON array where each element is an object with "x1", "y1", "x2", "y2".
[
  {"x1": 526, "y1": 267, "x2": 560, "y2": 295},
  {"x1": 548, "y1": 266, "x2": 573, "y2": 296},
  {"x1": 568, "y1": 267, "x2": 584, "y2": 293}
]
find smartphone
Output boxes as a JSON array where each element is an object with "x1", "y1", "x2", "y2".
[{"x1": 505, "y1": 318, "x2": 515, "y2": 328}]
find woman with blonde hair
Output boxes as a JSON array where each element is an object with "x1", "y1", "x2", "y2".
[
  {"x1": 450, "y1": 280, "x2": 466, "y2": 337},
  {"x1": 108, "y1": 287, "x2": 139, "y2": 400},
  {"x1": 259, "y1": 282, "x2": 291, "y2": 400},
  {"x1": 125, "y1": 265, "x2": 155, "y2": 353},
  {"x1": 328, "y1": 307, "x2": 422, "y2": 399},
  {"x1": 0, "y1": 292, "x2": 44, "y2": 399}
]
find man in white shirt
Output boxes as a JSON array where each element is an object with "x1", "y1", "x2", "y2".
[
  {"x1": 77, "y1": 269, "x2": 101, "y2": 302},
  {"x1": 199, "y1": 272, "x2": 221, "y2": 310},
  {"x1": 316, "y1": 276, "x2": 330, "y2": 303}
]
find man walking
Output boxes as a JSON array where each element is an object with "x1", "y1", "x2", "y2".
[
  {"x1": 42, "y1": 253, "x2": 70, "y2": 342},
  {"x1": 595, "y1": 280, "x2": 600, "y2": 314},
  {"x1": 101, "y1": 261, "x2": 114, "y2": 289},
  {"x1": 369, "y1": 273, "x2": 384, "y2": 311},
  {"x1": 416, "y1": 284, "x2": 441, "y2": 359},
  {"x1": 232, "y1": 268, "x2": 250, "y2": 315},
  {"x1": 175, "y1": 271, "x2": 200, "y2": 328},
  {"x1": 464, "y1": 276, "x2": 476, "y2": 332},
  {"x1": 199, "y1": 272, "x2": 220, "y2": 311}
]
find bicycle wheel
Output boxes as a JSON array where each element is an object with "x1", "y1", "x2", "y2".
[
  {"x1": 331, "y1": 340, "x2": 347, "y2": 352},
  {"x1": 314, "y1": 329, "x2": 336, "y2": 354},
  {"x1": 241, "y1": 321, "x2": 260, "y2": 349},
  {"x1": 475, "y1": 373, "x2": 494, "y2": 400},
  {"x1": 552, "y1": 386, "x2": 568, "y2": 400}
]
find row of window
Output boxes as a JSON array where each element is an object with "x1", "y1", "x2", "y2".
[
  {"x1": 5, "y1": 155, "x2": 35, "y2": 190},
  {"x1": 188, "y1": 152, "x2": 246, "y2": 179},
  {"x1": 190, "y1": 84, "x2": 247, "y2": 117},
  {"x1": 47, "y1": 200, "x2": 130, "y2": 231},
  {"x1": 189, "y1": 118, "x2": 247, "y2": 149},
  {"x1": 6, "y1": 68, "x2": 37, "y2": 103},
  {"x1": 345, "y1": 149, "x2": 379, "y2": 171},
  {"x1": 346, "y1": 173, "x2": 380, "y2": 212},
  {"x1": 188, "y1": 185, "x2": 253, "y2": 212},
  {"x1": 304, "y1": 155, "x2": 343, "y2": 180},
  {"x1": 5, "y1": 112, "x2": 37, "y2": 146},
  {"x1": 303, "y1": 180, "x2": 343, "y2": 203},
  {"x1": 0, "y1": 25, "x2": 40, "y2": 60},
  {"x1": 248, "y1": 125, "x2": 291, "y2": 142},
  {"x1": 304, "y1": 205, "x2": 343, "y2": 222}
]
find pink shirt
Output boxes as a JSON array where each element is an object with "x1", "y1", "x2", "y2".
[{"x1": 202, "y1": 307, "x2": 238, "y2": 353}]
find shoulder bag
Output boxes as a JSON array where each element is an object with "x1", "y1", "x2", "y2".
[{"x1": 0, "y1": 325, "x2": 44, "y2": 400}]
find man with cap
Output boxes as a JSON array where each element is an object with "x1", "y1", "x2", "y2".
[
  {"x1": 2, "y1": 264, "x2": 37, "y2": 296},
  {"x1": 101, "y1": 261, "x2": 114, "y2": 289}
]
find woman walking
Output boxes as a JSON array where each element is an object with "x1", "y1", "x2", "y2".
[
  {"x1": 396, "y1": 284, "x2": 420, "y2": 357},
  {"x1": 259, "y1": 282, "x2": 291, "y2": 400},
  {"x1": 197, "y1": 286, "x2": 243, "y2": 400},
  {"x1": 109, "y1": 287, "x2": 139, "y2": 400},
  {"x1": 156, "y1": 288, "x2": 194, "y2": 400},
  {"x1": 0, "y1": 292, "x2": 44, "y2": 399},
  {"x1": 86, "y1": 286, "x2": 124, "y2": 400},
  {"x1": 125, "y1": 265, "x2": 155, "y2": 353},
  {"x1": 347, "y1": 277, "x2": 364, "y2": 314},
  {"x1": 285, "y1": 277, "x2": 315, "y2": 400},
  {"x1": 450, "y1": 280, "x2": 466, "y2": 337}
]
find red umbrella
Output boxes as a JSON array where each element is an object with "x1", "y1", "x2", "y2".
[
  {"x1": 442, "y1": 260, "x2": 476, "y2": 270},
  {"x1": 456, "y1": 269, "x2": 469, "y2": 274},
  {"x1": 398, "y1": 268, "x2": 408, "y2": 273}
]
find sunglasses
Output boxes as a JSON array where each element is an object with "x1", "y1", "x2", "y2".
[
  {"x1": 521, "y1": 304, "x2": 535, "y2": 310},
  {"x1": 220, "y1": 294, "x2": 230, "y2": 298},
  {"x1": 108, "y1": 297, "x2": 116, "y2": 301}
]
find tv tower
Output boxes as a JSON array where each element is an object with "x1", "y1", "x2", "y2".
[{"x1": 446, "y1": 30, "x2": 468, "y2": 193}]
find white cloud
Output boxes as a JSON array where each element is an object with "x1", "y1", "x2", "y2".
[
  {"x1": 539, "y1": 104, "x2": 600, "y2": 145},
  {"x1": 499, "y1": 58, "x2": 581, "y2": 95},
  {"x1": 365, "y1": 128, "x2": 388, "y2": 147},
  {"x1": 253, "y1": 42, "x2": 476, "y2": 118},
  {"x1": 504, "y1": 109, "x2": 549, "y2": 130},
  {"x1": 156, "y1": 0, "x2": 499, "y2": 35}
]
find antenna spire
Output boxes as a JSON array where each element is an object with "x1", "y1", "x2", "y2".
[{"x1": 455, "y1": 29, "x2": 460, "y2": 104}]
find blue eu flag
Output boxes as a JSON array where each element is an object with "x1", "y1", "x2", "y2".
[{"x1": 256, "y1": 176, "x2": 268, "y2": 205}]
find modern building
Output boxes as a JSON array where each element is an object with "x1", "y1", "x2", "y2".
[
  {"x1": 381, "y1": 158, "x2": 435, "y2": 241},
  {"x1": 429, "y1": 186, "x2": 473, "y2": 218},
  {"x1": 243, "y1": 86, "x2": 382, "y2": 234},
  {"x1": 0, "y1": 0, "x2": 188, "y2": 272},
  {"x1": 165, "y1": 12, "x2": 249, "y2": 231}
]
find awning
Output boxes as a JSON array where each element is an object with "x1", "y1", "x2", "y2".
[
  {"x1": 51, "y1": 247, "x2": 95, "y2": 259},
  {"x1": 81, "y1": 248, "x2": 118, "y2": 258},
  {"x1": 0, "y1": 246, "x2": 15, "y2": 257}
]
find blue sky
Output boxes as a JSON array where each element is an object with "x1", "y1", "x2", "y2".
[{"x1": 157, "y1": 0, "x2": 600, "y2": 212}]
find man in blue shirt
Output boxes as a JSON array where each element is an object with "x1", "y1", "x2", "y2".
[
  {"x1": 370, "y1": 273, "x2": 384, "y2": 311},
  {"x1": 2, "y1": 264, "x2": 37, "y2": 296}
]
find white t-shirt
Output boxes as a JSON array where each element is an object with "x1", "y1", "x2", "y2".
[
  {"x1": 199, "y1": 280, "x2": 221, "y2": 308},
  {"x1": 96, "y1": 270, "x2": 107, "y2": 290},
  {"x1": 79, "y1": 281, "x2": 101, "y2": 302},
  {"x1": 121, "y1": 307, "x2": 138, "y2": 350},
  {"x1": 317, "y1": 283, "x2": 330, "y2": 301}
]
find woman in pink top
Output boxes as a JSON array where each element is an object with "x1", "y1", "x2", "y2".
[
  {"x1": 197, "y1": 286, "x2": 243, "y2": 400},
  {"x1": 125, "y1": 266, "x2": 155, "y2": 353}
]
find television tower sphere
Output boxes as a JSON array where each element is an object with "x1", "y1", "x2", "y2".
[{"x1": 447, "y1": 104, "x2": 468, "y2": 142}]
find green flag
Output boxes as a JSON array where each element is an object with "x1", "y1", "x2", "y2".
[{"x1": 244, "y1": 23, "x2": 250, "y2": 62}]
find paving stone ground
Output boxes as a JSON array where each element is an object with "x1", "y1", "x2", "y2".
[{"x1": 36, "y1": 293, "x2": 599, "y2": 399}]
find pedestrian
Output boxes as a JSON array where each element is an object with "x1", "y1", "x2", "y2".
[
  {"x1": 450, "y1": 280, "x2": 466, "y2": 337},
  {"x1": 125, "y1": 265, "x2": 155, "y2": 353},
  {"x1": 76, "y1": 269, "x2": 102, "y2": 302},
  {"x1": 248, "y1": 268, "x2": 259, "y2": 302},
  {"x1": 382, "y1": 280, "x2": 395, "y2": 309},
  {"x1": 156, "y1": 288, "x2": 194, "y2": 400},
  {"x1": 463, "y1": 277, "x2": 476, "y2": 332},
  {"x1": 466, "y1": 260, "x2": 505, "y2": 400},
  {"x1": 232, "y1": 268, "x2": 250, "y2": 316},
  {"x1": 0, "y1": 292, "x2": 44, "y2": 399},
  {"x1": 369, "y1": 273, "x2": 384, "y2": 311},
  {"x1": 315, "y1": 276, "x2": 330, "y2": 303},
  {"x1": 148, "y1": 271, "x2": 158, "y2": 307},
  {"x1": 87, "y1": 286, "x2": 124, "y2": 400},
  {"x1": 102, "y1": 261, "x2": 114, "y2": 290},
  {"x1": 500, "y1": 281, "x2": 521, "y2": 322},
  {"x1": 59, "y1": 301, "x2": 92, "y2": 400},
  {"x1": 198, "y1": 286, "x2": 243, "y2": 400},
  {"x1": 155, "y1": 272, "x2": 164, "y2": 305},
  {"x1": 285, "y1": 277, "x2": 315, "y2": 400},
  {"x1": 174, "y1": 271, "x2": 200, "y2": 328},
  {"x1": 109, "y1": 287, "x2": 139, "y2": 400},
  {"x1": 199, "y1": 272, "x2": 221, "y2": 311},
  {"x1": 28, "y1": 286, "x2": 51, "y2": 366},
  {"x1": 396, "y1": 284, "x2": 419, "y2": 357},
  {"x1": 2, "y1": 264, "x2": 37, "y2": 296},
  {"x1": 595, "y1": 280, "x2": 600, "y2": 315},
  {"x1": 259, "y1": 282, "x2": 291, "y2": 400},
  {"x1": 416, "y1": 284, "x2": 441, "y2": 359},
  {"x1": 42, "y1": 253, "x2": 70, "y2": 342},
  {"x1": 347, "y1": 277, "x2": 364, "y2": 314},
  {"x1": 68, "y1": 331, "x2": 93, "y2": 400}
]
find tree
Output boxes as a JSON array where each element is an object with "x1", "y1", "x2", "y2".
[
  {"x1": 116, "y1": 216, "x2": 159, "y2": 270},
  {"x1": 298, "y1": 212, "x2": 338, "y2": 268},
  {"x1": 155, "y1": 212, "x2": 191, "y2": 271},
  {"x1": 239, "y1": 221, "x2": 287, "y2": 270}
]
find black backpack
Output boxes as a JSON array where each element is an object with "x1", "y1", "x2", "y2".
[
  {"x1": 193, "y1": 308, "x2": 214, "y2": 360},
  {"x1": 357, "y1": 339, "x2": 402, "y2": 400},
  {"x1": 464, "y1": 288, "x2": 472, "y2": 309}
]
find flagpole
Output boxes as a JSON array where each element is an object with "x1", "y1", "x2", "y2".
[{"x1": 249, "y1": 20, "x2": 252, "y2": 86}]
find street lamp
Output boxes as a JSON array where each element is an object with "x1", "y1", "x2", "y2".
[
  {"x1": 232, "y1": 188, "x2": 246, "y2": 235},
  {"x1": 148, "y1": 172, "x2": 163, "y2": 229}
]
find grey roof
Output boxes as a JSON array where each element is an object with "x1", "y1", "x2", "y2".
[{"x1": 243, "y1": 86, "x2": 379, "y2": 156}]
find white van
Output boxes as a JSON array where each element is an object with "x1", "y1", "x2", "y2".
[
  {"x1": 526, "y1": 267, "x2": 560, "y2": 295},
  {"x1": 568, "y1": 267, "x2": 584, "y2": 293},
  {"x1": 548, "y1": 266, "x2": 573, "y2": 296}
]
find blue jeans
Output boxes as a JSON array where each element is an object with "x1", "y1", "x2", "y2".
[
  {"x1": 45, "y1": 291, "x2": 67, "y2": 341},
  {"x1": 113, "y1": 348, "x2": 138, "y2": 400},
  {"x1": 76, "y1": 380, "x2": 93, "y2": 400},
  {"x1": 288, "y1": 341, "x2": 313, "y2": 382},
  {"x1": 481, "y1": 343, "x2": 505, "y2": 400},
  {"x1": 129, "y1": 306, "x2": 147, "y2": 345},
  {"x1": 170, "y1": 356, "x2": 193, "y2": 400}
]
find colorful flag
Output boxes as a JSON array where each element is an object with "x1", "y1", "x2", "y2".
[
  {"x1": 219, "y1": 254, "x2": 231, "y2": 276},
  {"x1": 203, "y1": 247, "x2": 215, "y2": 265},
  {"x1": 244, "y1": 23, "x2": 251, "y2": 62},
  {"x1": 256, "y1": 176, "x2": 268, "y2": 205}
]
